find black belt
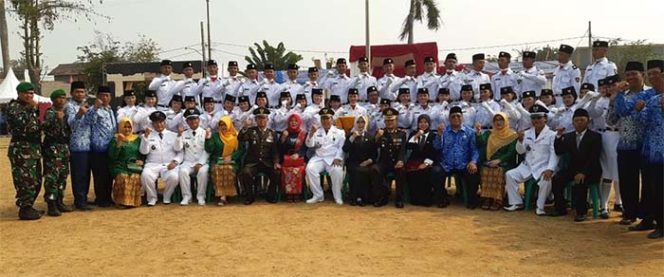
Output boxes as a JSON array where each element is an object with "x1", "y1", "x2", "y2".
[
  {"x1": 157, "y1": 104, "x2": 169, "y2": 108},
  {"x1": 598, "y1": 127, "x2": 619, "y2": 132}
]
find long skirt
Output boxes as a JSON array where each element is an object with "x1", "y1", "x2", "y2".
[
  {"x1": 406, "y1": 160, "x2": 433, "y2": 206},
  {"x1": 112, "y1": 173, "x2": 143, "y2": 207},
  {"x1": 213, "y1": 164, "x2": 238, "y2": 197},
  {"x1": 480, "y1": 167, "x2": 505, "y2": 201},
  {"x1": 281, "y1": 156, "x2": 305, "y2": 195}
]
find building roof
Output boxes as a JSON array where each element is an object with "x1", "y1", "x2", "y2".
[
  {"x1": 105, "y1": 61, "x2": 203, "y2": 75},
  {"x1": 48, "y1": 63, "x2": 86, "y2": 76}
]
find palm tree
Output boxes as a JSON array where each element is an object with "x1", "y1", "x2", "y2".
[
  {"x1": 398, "y1": 0, "x2": 442, "y2": 44},
  {"x1": 244, "y1": 40, "x2": 303, "y2": 71}
]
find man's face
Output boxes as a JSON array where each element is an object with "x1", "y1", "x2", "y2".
[
  {"x1": 313, "y1": 94, "x2": 323, "y2": 104},
  {"x1": 444, "y1": 59, "x2": 457, "y2": 70},
  {"x1": 531, "y1": 116, "x2": 547, "y2": 129},
  {"x1": 183, "y1": 67, "x2": 194, "y2": 78},
  {"x1": 247, "y1": 69, "x2": 258, "y2": 80},
  {"x1": 53, "y1": 97, "x2": 67, "y2": 108},
  {"x1": 473, "y1": 60, "x2": 485, "y2": 71},
  {"x1": 152, "y1": 120, "x2": 166, "y2": 132},
  {"x1": 625, "y1": 70, "x2": 644, "y2": 88},
  {"x1": 449, "y1": 113, "x2": 462, "y2": 127},
  {"x1": 145, "y1": 96, "x2": 156, "y2": 107},
  {"x1": 265, "y1": 69, "x2": 275, "y2": 80},
  {"x1": 287, "y1": 69, "x2": 298, "y2": 80},
  {"x1": 358, "y1": 61, "x2": 369, "y2": 72},
  {"x1": 308, "y1": 71, "x2": 318, "y2": 81},
  {"x1": 256, "y1": 116, "x2": 268, "y2": 128},
  {"x1": 321, "y1": 116, "x2": 332, "y2": 129},
  {"x1": 573, "y1": 116, "x2": 589, "y2": 133},
  {"x1": 72, "y1": 88, "x2": 86, "y2": 102},
  {"x1": 207, "y1": 65, "x2": 218, "y2": 76},
  {"x1": 647, "y1": 68, "x2": 663, "y2": 87},
  {"x1": 385, "y1": 117, "x2": 396, "y2": 129},
  {"x1": 228, "y1": 66, "x2": 238, "y2": 76},
  {"x1": 498, "y1": 57, "x2": 510, "y2": 69},
  {"x1": 368, "y1": 92, "x2": 379, "y2": 103},
  {"x1": 18, "y1": 90, "x2": 34, "y2": 103},
  {"x1": 406, "y1": 65, "x2": 417, "y2": 76},
  {"x1": 558, "y1": 52, "x2": 570, "y2": 64},
  {"x1": 417, "y1": 93, "x2": 429, "y2": 104},
  {"x1": 523, "y1": 57, "x2": 534, "y2": 68},
  {"x1": 336, "y1": 63, "x2": 348, "y2": 75},
  {"x1": 383, "y1": 64, "x2": 394, "y2": 74},
  {"x1": 98, "y1": 93, "x2": 111, "y2": 105},
  {"x1": 592, "y1": 47, "x2": 607, "y2": 59},
  {"x1": 349, "y1": 94, "x2": 358, "y2": 104},
  {"x1": 161, "y1": 65, "x2": 173, "y2": 75},
  {"x1": 424, "y1": 61, "x2": 435, "y2": 72},
  {"x1": 186, "y1": 117, "x2": 200, "y2": 129}
]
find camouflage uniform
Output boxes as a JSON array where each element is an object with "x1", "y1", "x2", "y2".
[
  {"x1": 41, "y1": 107, "x2": 71, "y2": 201},
  {"x1": 5, "y1": 99, "x2": 42, "y2": 208}
]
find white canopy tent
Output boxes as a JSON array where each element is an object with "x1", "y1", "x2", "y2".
[{"x1": 0, "y1": 68, "x2": 20, "y2": 103}]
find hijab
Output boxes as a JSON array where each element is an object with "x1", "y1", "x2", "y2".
[
  {"x1": 116, "y1": 117, "x2": 138, "y2": 142},
  {"x1": 350, "y1": 115, "x2": 369, "y2": 134},
  {"x1": 218, "y1": 116, "x2": 238, "y2": 157},
  {"x1": 486, "y1": 112, "x2": 518, "y2": 159}
]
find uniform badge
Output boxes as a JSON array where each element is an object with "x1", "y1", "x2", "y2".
[
  {"x1": 526, "y1": 145, "x2": 531, "y2": 151},
  {"x1": 185, "y1": 142, "x2": 190, "y2": 148},
  {"x1": 151, "y1": 145, "x2": 156, "y2": 150}
]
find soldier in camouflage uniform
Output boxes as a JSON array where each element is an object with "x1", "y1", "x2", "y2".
[
  {"x1": 41, "y1": 89, "x2": 73, "y2": 216},
  {"x1": 5, "y1": 82, "x2": 43, "y2": 220}
]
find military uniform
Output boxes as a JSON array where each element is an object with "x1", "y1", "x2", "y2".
[
  {"x1": 6, "y1": 83, "x2": 43, "y2": 219},
  {"x1": 370, "y1": 108, "x2": 408, "y2": 207},
  {"x1": 41, "y1": 100, "x2": 71, "y2": 213},
  {"x1": 238, "y1": 108, "x2": 281, "y2": 204}
]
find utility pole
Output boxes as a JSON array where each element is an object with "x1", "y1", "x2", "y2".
[
  {"x1": 588, "y1": 21, "x2": 592, "y2": 66},
  {"x1": 200, "y1": 21, "x2": 207, "y2": 78},
  {"x1": 365, "y1": 0, "x2": 371, "y2": 61},
  {"x1": 206, "y1": 0, "x2": 211, "y2": 60}
]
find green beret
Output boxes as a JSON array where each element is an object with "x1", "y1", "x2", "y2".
[
  {"x1": 50, "y1": 89, "x2": 67, "y2": 100},
  {"x1": 16, "y1": 82, "x2": 34, "y2": 93}
]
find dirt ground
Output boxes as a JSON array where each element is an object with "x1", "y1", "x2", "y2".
[{"x1": 0, "y1": 137, "x2": 662, "y2": 276}]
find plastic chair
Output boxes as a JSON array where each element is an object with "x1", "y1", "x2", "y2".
[{"x1": 565, "y1": 182, "x2": 601, "y2": 219}]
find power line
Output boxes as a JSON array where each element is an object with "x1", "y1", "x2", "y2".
[
  {"x1": 210, "y1": 48, "x2": 246, "y2": 58},
  {"x1": 165, "y1": 50, "x2": 199, "y2": 60},
  {"x1": 439, "y1": 36, "x2": 586, "y2": 52}
]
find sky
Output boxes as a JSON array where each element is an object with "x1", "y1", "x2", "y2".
[{"x1": 4, "y1": 0, "x2": 664, "y2": 74}]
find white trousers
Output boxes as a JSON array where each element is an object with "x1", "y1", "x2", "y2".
[
  {"x1": 179, "y1": 162, "x2": 209, "y2": 202},
  {"x1": 600, "y1": 131, "x2": 620, "y2": 181},
  {"x1": 505, "y1": 163, "x2": 552, "y2": 210},
  {"x1": 305, "y1": 157, "x2": 344, "y2": 202},
  {"x1": 141, "y1": 163, "x2": 180, "y2": 203}
]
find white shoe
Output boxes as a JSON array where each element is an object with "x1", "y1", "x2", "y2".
[
  {"x1": 147, "y1": 200, "x2": 157, "y2": 206},
  {"x1": 503, "y1": 204, "x2": 523, "y2": 211},
  {"x1": 198, "y1": 199, "x2": 206, "y2": 206},
  {"x1": 163, "y1": 200, "x2": 171, "y2": 204},
  {"x1": 306, "y1": 197, "x2": 323, "y2": 204},
  {"x1": 335, "y1": 199, "x2": 343, "y2": 205},
  {"x1": 536, "y1": 208, "x2": 546, "y2": 216},
  {"x1": 180, "y1": 197, "x2": 191, "y2": 206}
]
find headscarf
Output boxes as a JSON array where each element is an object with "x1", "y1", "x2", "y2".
[
  {"x1": 116, "y1": 117, "x2": 138, "y2": 142},
  {"x1": 416, "y1": 114, "x2": 431, "y2": 133},
  {"x1": 218, "y1": 116, "x2": 238, "y2": 157},
  {"x1": 351, "y1": 115, "x2": 369, "y2": 134},
  {"x1": 486, "y1": 112, "x2": 518, "y2": 159},
  {"x1": 286, "y1": 113, "x2": 306, "y2": 152}
]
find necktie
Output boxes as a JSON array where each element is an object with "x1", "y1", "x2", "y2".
[
  {"x1": 418, "y1": 134, "x2": 425, "y2": 146},
  {"x1": 159, "y1": 133, "x2": 163, "y2": 140},
  {"x1": 192, "y1": 131, "x2": 196, "y2": 136},
  {"x1": 576, "y1": 132, "x2": 582, "y2": 148}
]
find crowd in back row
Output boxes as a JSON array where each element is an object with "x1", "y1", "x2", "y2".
[{"x1": 3, "y1": 41, "x2": 662, "y2": 239}]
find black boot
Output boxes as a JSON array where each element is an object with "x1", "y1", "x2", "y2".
[
  {"x1": 18, "y1": 206, "x2": 42, "y2": 220},
  {"x1": 56, "y1": 195, "x2": 73, "y2": 213},
  {"x1": 47, "y1": 200, "x2": 61, "y2": 217}
]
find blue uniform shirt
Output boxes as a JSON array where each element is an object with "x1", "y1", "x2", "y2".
[
  {"x1": 608, "y1": 89, "x2": 647, "y2": 151},
  {"x1": 85, "y1": 105, "x2": 117, "y2": 153},
  {"x1": 639, "y1": 93, "x2": 664, "y2": 164},
  {"x1": 433, "y1": 125, "x2": 479, "y2": 172},
  {"x1": 65, "y1": 99, "x2": 91, "y2": 152}
]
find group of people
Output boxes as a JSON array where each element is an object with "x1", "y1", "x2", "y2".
[{"x1": 4, "y1": 41, "x2": 662, "y2": 239}]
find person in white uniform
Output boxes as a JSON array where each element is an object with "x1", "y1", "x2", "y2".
[
  {"x1": 582, "y1": 40, "x2": 618, "y2": 89},
  {"x1": 191, "y1": 60, "x2": 224, "y2": 112},
  {"x1": 517, "y1": 51, "x2": 546, "y2": 95},
  {"x1": 305, "y1": 108, "x2": 346, "y2": 205},
  {"x1": 389, "y1": 60, "x2": 418, "y2": 102},
  {"x1": 140, "y1": 111, "x2": 182, "y2": 206},
  {"x1": 174, "y1": 108, "x2": 210, "y2": 206},
  {"x1": 148, "y1": 60, "x2": 177, "y2": 110},
  {"x1": 349, "y1": 56, "x2": 377, "y2": 101},
  {"x1": 491, "y1": 51, "x2": 519, "y2": 101},
  {"x1": 438, "y1": 53, "x2": 464, "y2": 101},
  {"x1": 552, "y1": 44, "x2": 581, "y2": 104},
  {"x1": 236, "y1": 64, "x2": 262, "y2": 106},
  {"x1": 504, "y1": 104, "x2": 558, "y2": 215},
  {"x1": 377, "y1": 58, "x2": 399, "y2": 101},
  {"x1": 116, "y1": 90, "x2": 141, "y2": 133},
  {"x1": 463, "y1": 53, "x2": 491, "y2": 101},
  {"x1": 324, "y1": 58, "x2": 353, "y2": 104},
  {"x1": 416, "y1": 56, "x2": 440, "y2": 100}
]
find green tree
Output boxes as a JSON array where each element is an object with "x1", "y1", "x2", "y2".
[
  {"x1": 607, "y1": 39, "x2": 657, "y2": 76},
  {"x1": 398, "y1": 0, "x2": 442, "y2": 44},
  {"x1": 244, "y1": 40, "x2": 303, "y2": 71},
  {"x1": 9, "y1": 0, "x2": 106, "y2": 93}
]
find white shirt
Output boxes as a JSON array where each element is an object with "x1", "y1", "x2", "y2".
[
  {"x1": 438, "y1": 70, "x2": 464, "y2": 101},
  {"x1": 389, "y1": 75, "x2": 418, "y2": 103},
  {"x1": 140, "y1": 129, "x2": 183, "y2": 165},
  {"x1": 134, "y1": 105, "x2": 157, "y2": 133},
  {"x1": 170, "y1": 78, "x2": 198, "y2": 99},
  {"x1": 349, "y1": 72, "x2": 378, "y2": 101},
  {"x1": 116, "y1": 105, "x2": 140, "y2": 132},
  {"x1": 337, "y1": 103, "x2": 368, "y2": 117},
  {"x1": 324, "y1": 74, "x2": 353, "y2": 104},
  {"x1": 552, "y1": 61, "x2": 581, "y2": 98},
  {"x1": 475, "y1": 100, "x2": 501, "y2": 128},
  {"x1": 463, "y1": 69, "x2": 491, "y2": 101},
  {"x1": 259, "y1": 79, "x2": 282, "y2": 107},
  {"x1": 148, "y1": 74, "x2": 177, "y2": 107},
  {"x1": 378, "y1": 73, "x2": 399, "y2": 100},
  {"x1": 416, "y1": 71, "x2": 440, "y2": 99},
  {"x1": 410, "y1": 104, "x2": 434, "y2": 131},
  {"x1": 236, "y1": 79, "x2": 261, "y2": 106},
  {"x1": 515, "y1": 125, "x2": 559, "y2": 179},
  {"x1": 174, "y1": 127, "x2": 209, "y2": 165},
  {"x1": 302, "y1": 80, "x2": 320, "y2": 104},
  {"x1": 192, "y1": 76, "x2": 224, "y2": 104},
  {"x1": 222, "y1": 75, "x2": 244, "y2": 97},
  {"x1": 583, "y1": 57, "x2": 618, "y2": 89},
  {"x1": 394, "y1": 102, "x2": 414, "y2": 129},
  {"x1": 305, "y1": 126, "x2": 346, "y2": 165},
  {"x1": 491, "y1": 68, "x2": 519, "y2": 100}
]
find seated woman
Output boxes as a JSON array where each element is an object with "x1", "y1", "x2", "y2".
[
  {"x1": 342, "y1": 116, "x2": 377, "y2": 206},
  {"x1": 475, "y1": 112, "x2": 518, "y2": 210},
  {"x1": 279, "y1": 114, "x2": 308, "y2": 202},
  {"x1": 108, "y1": 117, "x2": 145, "y2": 208},
  {"x1": 205, "y1": 116, "x2": 244, "y2": 206},
  {"x1": 406, "y1": 114, "x2": 438, "y2": 207}
]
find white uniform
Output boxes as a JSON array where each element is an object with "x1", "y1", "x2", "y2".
[
  {"x1": 116, "y1": 105, "x2": 140, "y2": 133},
  {"x1": 175, "y1": 127, "x2": 210, "y2": 205},
  {"x1": 222, "y1": 75, "x2": 244, "y2": 98},
  {"x1": 337, "y1": 103, "x2": 368, "y2": 117},
  {"x1": 349, "y1": 72, "x2": 377, "y2": 101},
  {"x1": 438, "y1": 71, "x2": 464, "y2": 101},
  {"x1": 324, "y1": 74, "x2": 352, "y2": 104},
  {"x1": 463, "y1": 69, "x2": 491, "y2": 102},
  {"x1": 377, "y1": 74, "x2": 399, "y2": 100},
  {"x1": 281, "y1": 79, "x2": 304, "y2": 97},
  {"x1": 199, "y1": 110, "x2": 222, "y2": 131},
  {"x1": 389, "y1": 76, "x2": 418, "y2": 102},
  {"x1": 474, "y1": 100, "x2": 501, "y2": 130},
  {"x1": 491, "y1": 69, "x2": 520, "y2": 101},
  {"x1": 451, "y1": 101, "x2": 476, "y2": 128},
  {"x1": 517, "y1": 66, "x2": 546, "y2": 97},
  {"x1": 513, "y1": 102, "x2": 533, "y2": 131},
  {"x1": 140, "y1": 130, "x2": 182, "y2": 205},
  {"x1": 191, "y1": 76, "x2": 224, "y2": 111},
  {"x1": 552, "y1": 61, "x2": 581, "y2": 103},
  {"x1": 505, "y1": 126, "x2": 558, "y2": 211},
  {"x1": 583, "y1": 57, "x2": 618, "y2": 89},
  {"x1": 270, "y1": 106, "x2": 298, "y2": 132},
  {"x1": 499, "y1": 99, "x2": 522, "y2": 130},
  {"x1": 148, "y1": 75, "x2": 177, "y2": 109},
  {"x1": 170, "y1": 78, "x2": 199, "y2": 106},
  {"x1": 236, "y1": 79, "x2": 262, "y2": 106},
  {"x1": 302, "y1": 103, "x2": 324, "y2": 131},
  {"x1": 301, "y1": 80, "x2": 320, "y2": 104},
  {"x1": 134, "y1": 105, "x2": 157, "y2": 133},
  {"x1": 258, "y1": 79, "x2": 282, "y2": 107},
  {"x1": 394, "y1": 102, "x2": 414, "y2": 129},
  {"x1": 431, "y1": 101, "x2": 450, "y2": 129},
  {"x1": 416, "y1": 71, "x2": 440, "y2": 100},
  {"x1": 587, "y1": 96, "x2": 621, "y2": 211},
  {"x1": 305, "y1": 126, "x2": 346, "y2": 203},
  {"x1": 165, "y1": 109, "x2": 183, "y2": 132}
]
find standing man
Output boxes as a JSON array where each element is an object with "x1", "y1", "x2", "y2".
[
  {"x1": 350, "y1": 56, "x2": 377, "y2": 101},
  {"x1": 175, "y1": 108, "x2": 210, "y2": 206},
  {"x1": 259, "y1": 64, "x2": 283, "y2": 106},
  {"x1": 222, "y1": 61, "x2": 244, "y2": 99},
  {"x1": 238, "y1": 108, "x2": 281, "y2": 204},
  {"x1": 324, "y1": 58, "x2": 353, "y2": 104},
  {"x1": 417, "y1": 56, "x2": 440, "y2": 100},
  {"x1": 432, "y1": 106, "x2": 480, "y2": 209},
  {"x1": 65, "y1": 81, "x2": 94, "y2": 210},
  {"x1": 305, "y1": 108, "x2": 346, "y2": 204},
  {"x1": 148, "y1": 59, "x2": 177, "y2": 110},
  {"x1": 464, "y1": 54, "x2": 491, "y2": 101},
  {"x1": 302, "y1": 67, "x2": 320, "y2": 104},
  {"x1": 5, "y1": 82, "x2": 43, "y2": 220},
  {"x1": 42, "y1": 89, "x2": 73, "y2": 216},
  {"x1": 378, "y1": 58, "x2": 399, "y2": 101},
  {"x1": 140, "y1": 111, "x2": 182, "y2": 206},
  {"x1": 491, "y1": 51, "x2": 519, "y2": 101},
  {"x1": 504, "y1": 104, "x2": 558, "y2": 215},
  {"x1": 583, "y1": 40, "x2": 618, "y2": 89},
  {"x1": 281, "y1": 64, "x2": 304, "y2": 100},
  {"x1": 192, "y1": 60, "x2": 224, "y2": 112},
  {"x1": 552, "y1": 44, "x2": 581, "y2": 101},
  {"x1": 517, "y1": 51, "x2": 546, "y2": 95},
  {"x1": 236, "y1": 64, "x2": 261, "y2": 106},
  {"x1": 85, "y1": 86, "x2": 116, "y2": 207},
  {"x1": 390, "y1": 60, "x2": 418, "y2": 102},
  {"x1": 439, "y1": 53, "x2": 464, "y2": 101},
  {"x1": 170, "y1": 62, "x2": 200, "y2": 107},
  {"x1": 370, "y1": 108, "x2": 408, "y2": 208}
]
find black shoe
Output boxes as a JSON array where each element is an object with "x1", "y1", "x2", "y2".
[
  {"x1": 437, "y1": 198, "x2": 450, "y2": 208},
  {"x1": 56, "y1": 196, "x2": 73, "y2": 213},
  {"x1": 574, "y1": 214, "x2": 587, "y2": 222},
  {"x1": 629, "y1": 220, "x2": 655, "y2": 231},
  {"x1": 619, "y1": 218, "x2": 635, "y2": 225},
  {"x1": 266, "y1": 198, "x2": 277, "y2": 204},
  {"x1": 349, "y1": 199, "x2": 357, "y2": 206},
  {"x1": 548, "y1": 210, "x2": 568, "y2": 217},
  {"x1": 356, "y1": 198, "x2": 365, "y2": 207},
  {"x1": 76, "y1": 204, "x2": 95, "y2": 211},
  {"x1": 373, "y1": 200, "x2": 386, "y2": 207},
  {"x1": 647, "y1": 229, "x2": 663, "y2": 239},
  {"x1": 96, "y1": 201, "x2": 113, "y2": 208},
  {"x1": 18, "y1": 206, "x2": 42, "y2": 220},
  {"x1": 47, "y1": 200, "x2": 61, "y2": 217},
  {"x1": 613, "y1": 204, "x2": 623, "y2": 212},
  {"x1": 599, "y1": 210, "x2": 610, "y2": 219},
  {"x1": 243, "y1": 198, "x2": 255, "y2": 205},
  {"x1": 395, "y1": 201, "x2": 404, "y2": 209}
]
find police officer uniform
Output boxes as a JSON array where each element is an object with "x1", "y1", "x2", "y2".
[
  {"x1": 175, "y1": 109, "x2": 210, "y2": 206},
  {"x1": 370, "y1": 108, "x2": 408, "y2": 208},
  {"x1": 305, "y1": 108, "x2": 347, "y2": 204}
]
